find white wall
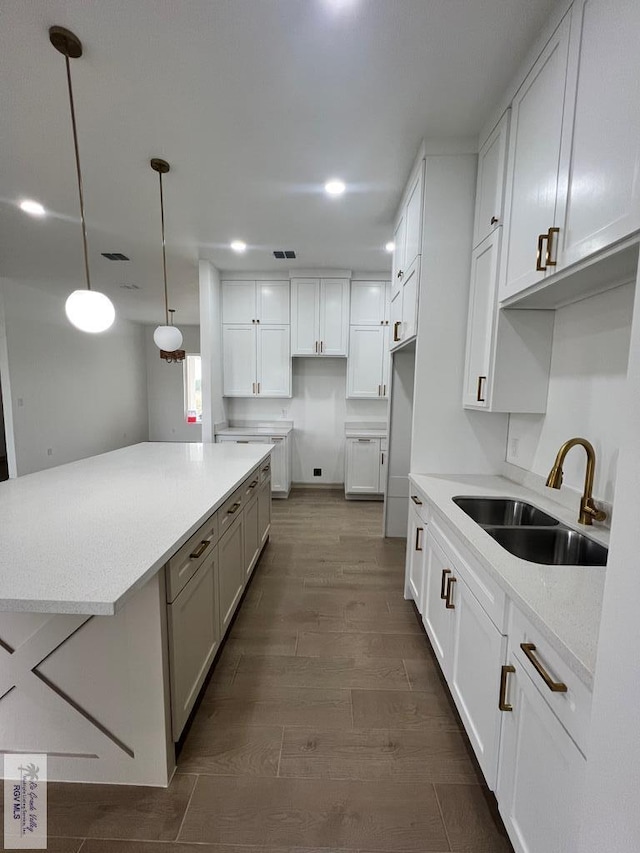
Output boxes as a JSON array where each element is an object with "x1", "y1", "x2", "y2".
[
  {"x1": 227, "y1": 358, "x2": 387, "y2": 484},
  {"x1": 146, "y1": 324, "x2": 201, "y2": 442},
  {"x1": 0, "y1": 278, "x2": 149, "y2": 476},
  {"x1": 506, "y1": 283, "x2": 635, "y2": 504}
]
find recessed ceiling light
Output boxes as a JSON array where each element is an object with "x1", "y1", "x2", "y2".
[
  {"x1": 325, "y1": 179, "x2": 346, "y2": 197},
  {"x1": 230, "y1": 240, "x2": 247, "y2": 253},
  {"x1": 19, "y1": 199, "x2": 46, "y2": 217},
  {"x1": 385, "y1": 241, "x2": 395, "y2": 253}
]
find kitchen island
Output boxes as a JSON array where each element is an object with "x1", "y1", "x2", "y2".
[{"x1": 0, "y1": 442, "x2": 273, "y2": 786}]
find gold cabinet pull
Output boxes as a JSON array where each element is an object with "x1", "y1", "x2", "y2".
[
  {"x1": 536, "y1": 232, "x2": 548, "y2": 271},
  {"x1": 445, "y1": 576, "x2": 456, "y2": 609},
  {"x1": 440, "y1": 568, "x2": 451, "y2": 599},
  {"x1": 545, "y1": 226, "x2": 560, "y2": 267},
  {"x1": 252, "y1": 382, "x2": 256, "y2": 394},
  {"x1": 320, "y1": 341, "x2": 324, "y2": 353},
  {"x1": 411, "y1": 495, "x2": 422, "y2": 506},
  {"x1": 381, "y1": 452, "x2": 384, "y2": 465},
  {"x1": 491, "y1": 215, "x2": 499, "y2": 225},
  {"x1": 257, "y1": 382, "x2": 261, "y2": 394},
  {"x1": 248, "y1": 479, "x2": 259, "y2": 490},
  {"x1": 476, "y1": 375, "x2": 486, "y2": 403},
  {"x1": 520, "y1": 643, "x2": 567, "y2": 692},
  {"x1": 499, "y1": 664, "x2": 516, "y2": 711},
  {"x1": 315, "y1": 341, "x2": 318, "y2": 353},
  {"x1": 383, "y1": 384, "x2": 386, "y2": 396},
  {"x1": 393, "y1": 321, "x2": 401, "y2": 342},
  {"x1": 415, "y1": 526, "x2": 423, "y2": 552},
  {"x1": 189, "y1": 539, "x2": 211, "y2": 560},
  {"x1": 378, "y1": 384, "x2": 381, "y2": 396},
  {"x1": 227, "y1": 501, "x2": 241, "y2": 515},
  {"x1": 397, "y1": 269, "x2": 404, "y2": 279},
  {"x1": 262, "y1": 464, "x2": 270, "y2": 473}
]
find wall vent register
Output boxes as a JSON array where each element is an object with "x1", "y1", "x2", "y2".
[{"x1": 273, "y1": 250, "x2": 296, "y2": 259}]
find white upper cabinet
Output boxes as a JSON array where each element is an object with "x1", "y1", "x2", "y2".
[
  {"x1": 257, "y1": 325, "x2": 291, "y2": 397},
  {"x1": 404, "y1": 167, "x2": 424, "y2": 272},
  {"x1": 500, "y1": 13, "x2": 572, "y2": 300},
  {"x1": 391, "y1": 213, "x2": 407, "y2": 300},
  {"x1": 223, "y1": 324, "x2": 291, "y2": 397},
  {"x1": 291, "y1": 278, "x2": 349, "y2": 356},
  {"x1": 223, "y1": 325, "x2": 257, "y2": 397},
  {"x1": 223, "y1": 280, "x2": 289, "y2": 324},
  {"x1": 350, "y1": 281, "x2": 388, "y2": 325},
  {"x1": 558, "y1": 0, "x2": 640, "y2": 268},
  {"x1": 347, "y1": 326, "x2": 386, "y2": 398},
  {"x1": 463, "y1": 233, "x2": 499, "y2": 409},
  {"x1": 474, "y1": 110, "x2": 510, "y2": 248}
]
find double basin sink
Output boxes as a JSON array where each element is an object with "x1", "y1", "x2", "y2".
[{"x1": 452, "y1": 497, "x2": 608, "y2": 566}]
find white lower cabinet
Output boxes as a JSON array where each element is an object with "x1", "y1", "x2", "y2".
[
  {"x1": 406, "y1": 500, "x2": 426, "y2": 609},
  {"x1": 216, "y1": 433, "x2": 291, "y2": 497},
  {"x1": 217, "y1": 513, "x2": 245, "y2": 634},
  {"x1": 243, "y1": 487, "x2": 261, "y2": 580},
  {"x1": 422, "y1": 530, "x2": 456, "y2": 671},
  {"x1": 167, "y1": 550, "x2": 220, "y2": 740},
  {"x1": 345, "y1": 437, "x2": 386, "y2": 496},
  {"x1": 257, "y1": 476, "x2": 272, "y2": 547},
  {"x1": 496, "y1": 654, "x2": 586, "y2": 853}
]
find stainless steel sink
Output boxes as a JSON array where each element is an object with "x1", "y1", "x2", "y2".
[
  {"x1": 453, "y1": 496, "x2": 560, "y2": 527},
  {"x1": 483, "y1": 526, "x2": 608, "y2": 566}
]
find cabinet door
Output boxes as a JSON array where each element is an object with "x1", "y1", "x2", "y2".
[
  {"x1": 384, "y1": 282, "x2": 391, "y2": 324},
  {"x1": 257, "y1": 325, "x2": 291, "y2": 397},
  {"x1": 559, "y1": 0, "x2": 640, "y2": 267},
  {"x1": 350, "y1": 281, "x2": 387, "y2": 325},
  {"x1": 406, "y1": 502, "x2": 426, "y2": 610},
  {"x1": 218, "y1": 514, "x2": 244, "y2": 634},
  {"x1": 497, "y1": 658, "x2": 586, "y2": 853},
  {"x1": 449, "y1": 576, "x2": 507, "y2": 789},
  {"x1": 347, "y1": 326, "x2": 385, "y2": 398},
  {"x1": 379, "y1": 439, "x2": 387, "y2": 493},
  {"x1": 258, "y1": 476, "x2": 271, "y2": 546},
  {"x1": 319, "y1": 279, "x2": 349, "y2": 355},
  {"x1": 167, "y1": 552, "x2": 220, "y2": 739},
  {"x1": 463, "y1": 231, "x2": 500, "y2": 409},
  {"x1": 400, "y1": 258, "x2": 419, "y2": 341},
  {"x1": 243, "y1": 494, "x2": 260, "y2": 579},
  {"x1": 291, "y1": 279, "x2": 320, "y2": 355},
  {"x1": 269, "y1": 437, "x2": 287, "y2": 493},
  {"x1": 223, "y1": 325, "x2": 257, "y2": 396},
  {"x1": 474, "y1": 110, "x2": 510, "y2": 247},
  {"x1": 391, "y1": 213, "x2": 406, "y2": 299},
  {"x1": 389, "y1": 290, "x2": 402, "y2": 351},
  {"x1": 345, "y1": 438, "x2": 381, "y2": 494},
  {"x1": 422, "y1": 534, "x2": 455, "y2": 675},
  {"x1": 500, "y1": 15, "x2": 571, "y2": 299},
  {"x1": 222, "y1": 281, "x2": 256, "y2": 323},
  {"x1": 257, "y1": 280, "x2": 290, "y2": 324},
  {"x1": 404, "y1": 162, "x2": 424, "y2": 271},
  {"x1": 381, "y1": 326, "x2": 390, "y2": 398}
]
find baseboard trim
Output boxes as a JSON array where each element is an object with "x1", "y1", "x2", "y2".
[{"x1": 291, "y1": 482, "x2": 344, "y2": 490}]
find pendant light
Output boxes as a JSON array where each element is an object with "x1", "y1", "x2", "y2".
[
  {"x1": 49, "y1": 26, "x2": 115, "y2": 333},
  {"x1": 150, "y1": 158, "x2": 185, "y2": 362}
]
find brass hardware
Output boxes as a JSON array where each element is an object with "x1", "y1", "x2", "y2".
[
  {"x1": 262, "y1": 465, "x2": 270, "y2": 473},
  {"x1": 445, "y1": 576, "x2": 456, "y2": 609},
  {"x1": 189, "y1": 539, "x2": 211, "y2": 559},
  {"x1": 491, "y1": 215, "x2": 499, "y2": 225},
  {"x1": 545, "y1": 437, "x2": 607, "y2": 525},
  {"x1": 415, "y1": 526, "x2": 423, "y2": 551},
  {"x1": 252, "y1": 382, "x2": 256, "y2": 394},
  {"x1": 381, "y1": 452, "x2": 384, "y2": 465},
  {"x1": 378, "y1": 384, "x2": 382, "y2": 396},
  {"x1": 256, "y1": 318, "x2": 260, "y2": 323},
  {"x1": 237, "y1": 440, "x2": 249, "y2": 444},
  {"x1": 397, "y1": 270, "x2": 404, "y2": 279},
  {"x1": 320, "y1": 341, "x2": 324, "y2": 353},
  {"x1": 476, "y1": 375, "x2": 486, "y2": 403},
  {"x1": 546, "y1": 226, "x2": 560, "y2": 266},
  {"x1": 357, "y1": 438, "x2": 372, "y2": 442},
  {"x1": 520, "y1": 643, "x2": 567, "y2": 692},
  {"x1": 227, "y1": 502, "x2": 241, "y2": 515},
  {"x1": 257, "y1": 382, "x2": 261, "y2": 394},
  {"x1": 411, "y1": 495, "x2": 422, "y2": 506},
  {"x1": 248, "y1": 479, "x2": 259, "y2": 489},
  {"x1": 536, "y1": 233, "x2": 548, "y2": 271},
  {"x1": 440, "y1": 568, "x2": 451, "y2": 599},
  {"x1": 393, "y1": 321, "x2": 401, "y2": 342},
  {"x1": 499, "y1": 664, "x2": 516, "y2": 711},
  {"x1": 252, "y1": 319, "x2": 255, "y2": 324},
  {"x1": 380, "y1": 320, "x2": 384, "y2": 325},
  {"x1": 383, "y1": 384, "x2": 386, "y2": 395},
  {"x1": 315, "y1": 341, "x2": 318, "y2": 353}
]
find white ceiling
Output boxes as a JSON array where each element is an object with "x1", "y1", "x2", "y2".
[{"x1": 0, "y1": 0, "x2": 556, "y2": 324}]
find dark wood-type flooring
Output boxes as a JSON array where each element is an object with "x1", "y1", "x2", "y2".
[{"x1": 18, "y1": 489, "x2": 513, "y2": 852}]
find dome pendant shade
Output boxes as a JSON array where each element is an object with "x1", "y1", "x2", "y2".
[
  {"x1": 65, "y1": 290, "x2": 115, "y2": 333},
  {"x1": 153, "y1": 324, "x2": 183, "y2": 351}
]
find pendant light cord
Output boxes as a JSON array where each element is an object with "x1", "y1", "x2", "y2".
[
  {"x1": 64, "y1": 55, "x2": 92, "y2": 291},
  {"x1": 158, "y1": 170, "x2": 169, "y2": 326}
]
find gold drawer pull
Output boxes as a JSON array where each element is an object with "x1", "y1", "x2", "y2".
[
  {"x1": 415, "y1": 526, "x2": 423, "y2": 552},
  {"x1": 536, "y1": 232, "x2": 548, "y2": 271},
  {"x1": 393, "y1": 321, "x2": 401, "y2": 342},
  {"x1": 546, "y1": 226, "x2": 560, "y2": 267},
  {"x1": 248, "y1": 479, "x2": 259, "y2": 489},
  {"x1": 411, "y1": 495, "x2": 422, "y2": 506},
  {"x1": 190, "y1": 539, "x2": 211, "y2": 560},
  {"x1": 262, "y1": 465, "x2": 270, "y2": 473},
  {"x1": 499, "y1": 664, "x2": 515, "y2": 711},
  {"x1": 445, "y1": 576, "x2": 456, "y2": 609},
  {"x1": 520, "y1": 643, "x2": 567, "y2": 693},
  {"x1": 440, "y1": 568, "x2": 451, "y2": 600},
  {"x1": 476, "y1": 375, "x2": 486, "y2": 403},
  {"x1": 227, "y1": 502, "x2": 241, "y2": 515}
]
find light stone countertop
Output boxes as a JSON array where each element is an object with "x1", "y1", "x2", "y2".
[
  {"x1": 0, "y1": 442, "x2": 272, "y2": 616},
  {"x1": 216, "y1": 426, "x2": 293, "y2": 436},
  {"x1": 410, "y1": 473, "x2": 608, "y2": 688},
  {"x1": 345, "y1": 429, "x2": 388, "y2": 439}
]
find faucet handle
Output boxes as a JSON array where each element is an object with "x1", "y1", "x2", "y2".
[{"x1": 581, "y1": 498, "x2": 607, "y2": 525}]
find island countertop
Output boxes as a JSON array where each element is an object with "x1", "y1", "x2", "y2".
[{"x1": 0, "y1": 442, "x2": 272, "y2": 616}]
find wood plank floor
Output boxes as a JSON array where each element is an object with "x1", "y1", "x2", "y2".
[{"x1": 43, "y1": 489, "x2": 513, "y2": 852}]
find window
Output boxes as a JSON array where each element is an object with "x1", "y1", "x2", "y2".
[{"x1": 184, "y1": 354, "x2": 202, "y2": 424}]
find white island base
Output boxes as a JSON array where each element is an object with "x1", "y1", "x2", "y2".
[{"x1": 0, "y1": 443, "x2": 273, "y2": 786}]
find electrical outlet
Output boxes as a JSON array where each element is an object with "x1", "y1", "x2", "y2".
[
  {"x1": 510, "y1": 438, "x2": 520, "y2": 459},
  {"x1": 313, "y1": 468, "x2": 322, "y2": 477}
]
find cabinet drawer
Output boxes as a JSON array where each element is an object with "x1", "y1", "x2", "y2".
[
  {"x1": 510, "y1": 605, "x2": 591, "y2": 756},
  {"x1": 259, "y1": 457, "x2": 272, "y2": 483},
  {"x1": 166, "y1": 511, "x2": 219, "y2": 603},
  {"x1": 409, "y1": 490, "x2": 429, "y2": 525},
  {"x1": 243, "y1": 467, "x2": 261, "y2": 503},
  {"x1": 219, "y1": 485, "x2": 245, "y2": 535},
  {"x1": 429, "y1": 512, "x2": 508, "y2": 633}
]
